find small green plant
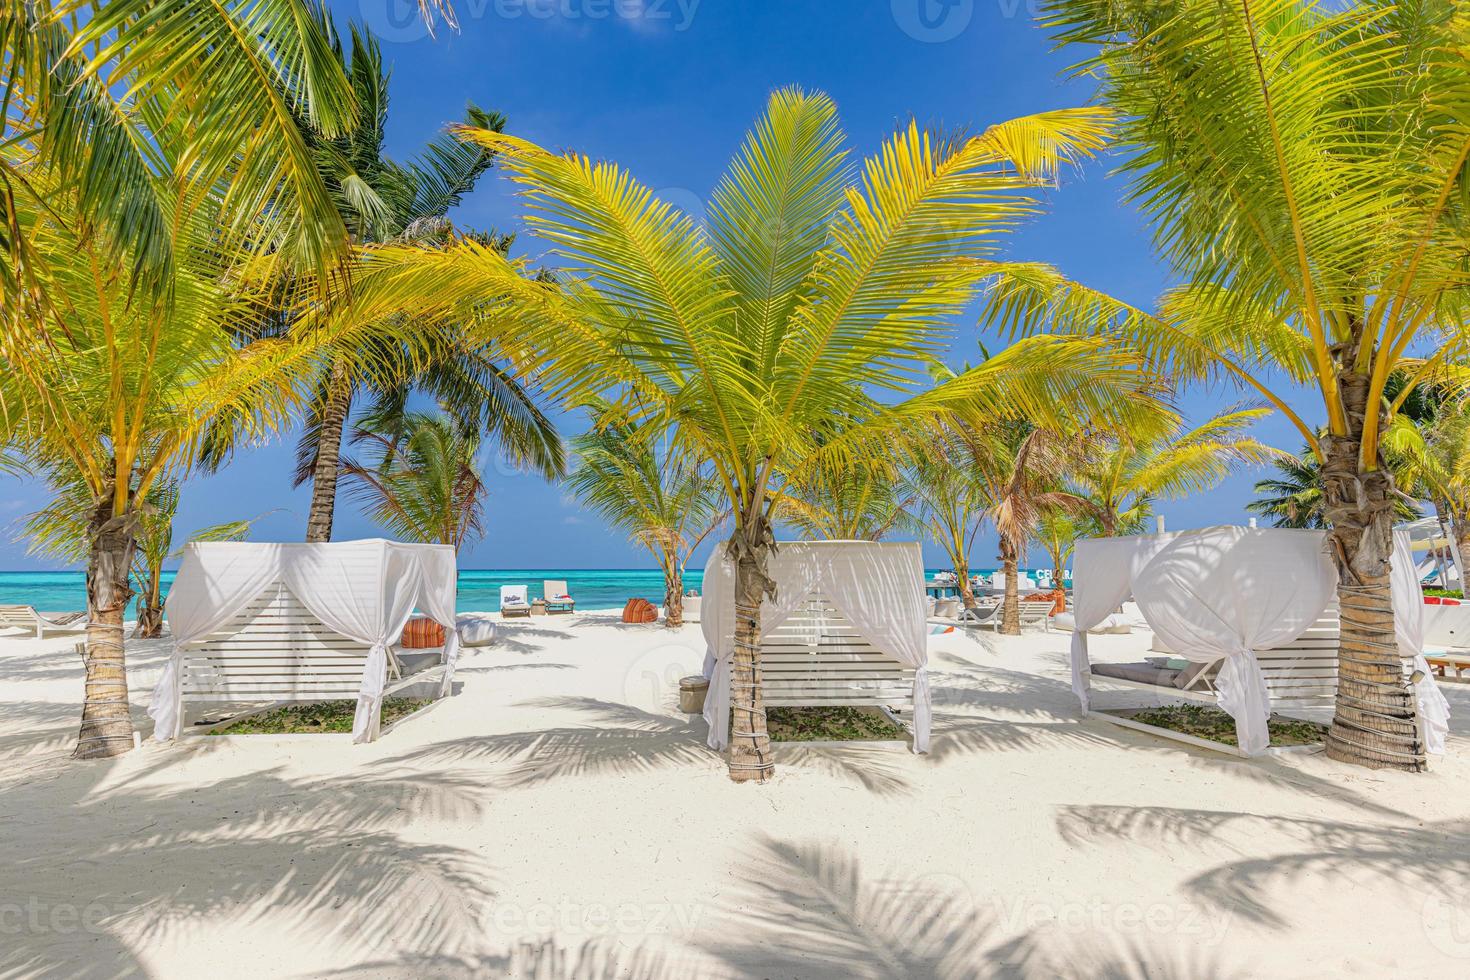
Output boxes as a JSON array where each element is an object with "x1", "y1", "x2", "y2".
[
  {"x1": 1424, "y1": 588, "x2": 1463, "y2": 599},
  {"x1": 766, "y1": 706, "x2": 908, "y2": 742},
  {"x1": 1126, "y1": 704, "x2": 1327, "y2": 747},
  {"x1": 207, "y1": 698, "x2": 432, "y2": 735}
]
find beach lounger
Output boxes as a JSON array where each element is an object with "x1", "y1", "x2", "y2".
[
  {"x1": 542, "y1": 580, "x2": 575, "y2": 614},
  {"x1": 1426, "y1": 652, "x2": 1470, "y2": 682},
  {"x1": 1017, "y1": 599, "x2": 1055, "y2": 632},
  {"x1": 501, "y1": 585, "x2": 532, "y2": 618},
  {"x1": 1092, "y1": 656, "x2": 1221, "y2": 693},
  {"x1": 0, "y1": 604, "x2": 87, "y2": 638}
]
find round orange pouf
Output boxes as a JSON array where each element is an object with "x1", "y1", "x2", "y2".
[
  {"x1": 400, "y1": 617, "x2": 446, "y2": 648},
  {"x1": 621, "y1": 598, "x2": 658, "y2": 624}
]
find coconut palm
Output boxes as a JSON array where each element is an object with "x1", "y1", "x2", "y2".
[
  {"x1": 990, "y1": 0, "x2": 1470, "y2": 769},
  {"x1": 566, "y1": 405, "x2": 724, "y2": 627},
  {"x1": 970, "y1": 422, "x2": 1094, "y2": 634},
  {"x1": 283, "y1": 26, "x2": 563, "y2": 542},
  {"x1": 1248, "y1": 450, "x2": 1331, "y2": 530},
  {"x1": 779, "y1": 458, "x2": 914, "y2": 542},
  {"x1": 1032, "y1": 506, "x2": 1081, "y2": 589},
  {"x1": 331, "y1": 89, "x2": 1157, "y2": 780},
  {"x1": 2, "y1": 0, "x2": 362, "y2": 305},
  {"x1": 340, "y1": 411, "x2": 489, "y2": 552},
  {"x1": 1069, "y1": 409, "x2": 1280, "y2": 537},
  {"x1": 902, "y1": 444, "x2": 991, "y2": 609},
  {"x1": 0, "y1": 3, "x2": 431, "y2": 757},
  {"x1": 1402, "y1": 398, "x2": 1470, "y2": 576}
]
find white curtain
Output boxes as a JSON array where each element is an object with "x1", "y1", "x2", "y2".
[
  {"x1": 819, "y1": 545, "x2": 930, "y2": 752},
  {"x1": 410, "y1": 545, "x2": 463, "y2": 698},
  {"x1": 1069, "y1": 535, "x2": 1174, "y2": 711},
  {"x1": 701, "y1": 546, "x2": 825, "y2": 751},
  {"x1": 701, "y1": 542, "x2": 931, "y2": 753},
  {"x1": 1393, "y1": 532, "x2": 1450, "y2": 754},
  {"x1": 1132, "y1": 528, "x2": 1334, "y2": 755},
  {"x1": 149, "y1": 540, "x2": 459, "y2": 744},
  {"x1": 148, "y1": 543, "x2": 285, "y2": 741},
  {"x1": 1070, "y1": 526, "x2": 1450, "y2": 758},
  {"x1": 281, "y1": 541, "x2": 424, "y2": 743}
]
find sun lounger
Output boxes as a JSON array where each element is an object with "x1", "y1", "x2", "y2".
[
  {"x1": 0, "y1": 605, "x2": 87, "y2": 638},
  {"x1": 1426, "y1": 652, "x2": 1470, "y2": 682},
  {"x1": 501, "y1": 585, "x2": 531, "y2": 618},
  {"x1": 542, "y1": 580, "x2": 575, "y2": 614},
  {"x1": 1092, "y1": 656, "x2": 1221, "y2": 692}
]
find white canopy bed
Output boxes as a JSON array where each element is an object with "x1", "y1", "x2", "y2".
[
  {"x1": 1070, "y1": 525, "x2": 1449, "y2": 757},
  {"x1": 700, "y1": 540, "x2": 931, "y2": 753},
  {"x1": 148, "y1": 540, "x2": 461, "y2": 743}
]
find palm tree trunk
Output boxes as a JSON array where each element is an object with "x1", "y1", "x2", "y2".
[
  {"x1": 728, "y1": 520, "x2": 774, "y2": 783},
  {"x1": 1322, "y1": 349, "x2": 1423, "y2": 772},
  {"x1": 305, "y1": 359, "x2": 353, "y2": 543},
  {"x1": 663, "y1": 558, "x2": 684, "y2": 628},
  {"x1": 134, "y1": 598, "x2": 163, "y2": 639},
  {"x1": 1000, "y1": 539, "x2": 1021, "y2": 635},
  {"x1": 76, "y1": 495, "x2": 138, "y2": 759},
  {"x1": 954, "y1": 556, "x2": 974, "y2": 608},
  {"x1": 1448, "y1": 510, "x2": 1469, "y2": 594}
]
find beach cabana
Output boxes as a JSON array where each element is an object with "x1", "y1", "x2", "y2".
[
  {"x1": 1070, "y1": 525, "x2": 1449, "y2": 757},
  {"x1": 148, "y1": 539, "x2": 460, "y2": 743},
  {"x1": 700, "y1": 541, "x2": 931, "y2": 753}
]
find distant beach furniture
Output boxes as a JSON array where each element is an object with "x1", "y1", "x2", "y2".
[
  {"x1": 148, "y1": 540, "x2": 461, "y2": 744},
  {"x1": 501, "y1": 585, "x2": 531, "y2": 618},
  {"x1": 0, "y1": 605, "x2": 87, "y2": 638},
  {"x1": 542, "y1": 580, "x2": 576, "y2": 614}
]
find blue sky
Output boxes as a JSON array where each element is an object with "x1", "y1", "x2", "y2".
[{"x1": 0, "y1": 0, "x2": 1318, "y2": 571}]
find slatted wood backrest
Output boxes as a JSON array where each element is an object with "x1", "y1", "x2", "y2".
[
  {"x1": 758, "y1": 593, "x2": 914, "y2": 709},
  {"x1": 1017, "y1": 600, "x2": 1055, "y2": 622},
  {"x1": 1257, "y1": 604, "x2": 1340, "y2": 709},
  {"x1": 0, "y1": 605, "x2": 37, "y2": 628},
  {"x1": 179, "y1": 583, "x2": 371, "y2": 703}
]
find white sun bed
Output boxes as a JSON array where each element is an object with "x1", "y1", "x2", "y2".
[{"x1": 0, "y1": 604, "x2": 88, "y2": 638}]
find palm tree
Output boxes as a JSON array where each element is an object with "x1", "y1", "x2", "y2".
[
  {"x1": 971, "y1": 423, "x2": 1093, "y2": 634},
  {"x1": 1032, "y1": 506, "x2": 1081, "y2": 589},
  {"x1": 0, "y1": 5, "x2": 429, "y2": 758},
  {"x1": 335, "y1": 89, "x2": 1156, "y2": 780},
  {"x1": 340, "y1": 411, "x2": 489, "y2": 552},
  {"x1": 565, "y1": 405, "x2": 724, "y2": 627},
  {"x1": 289, "y1": 26, "x2": 563, "y2": 542},
  {"x1": 1248, "y1": 450, "x2": 1331, "y2": 530},
  {"x1": 779, "y1": 459, "x2": 914, "y2": 542},
  {"x1": 902, "y1": 444, "x2": 991, "y2": 609},
  {"x1": 992, "y1": 0, "x2": 1470, "y2": 769},
  {"x1": 1070, "y1": 409, "x2": 1280, "y2": 537},
  {"x1": 1403, "y1": 398, "x2": 1470, "y2": 578}
]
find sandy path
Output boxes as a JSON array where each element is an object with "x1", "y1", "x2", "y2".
[{"x1": 3, "y1": 614, "x2": 1469, "y2": 978}]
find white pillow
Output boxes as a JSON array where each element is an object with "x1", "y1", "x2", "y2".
[{"x1": 457, "y1": 617, "x2": 497, "y2": 647}]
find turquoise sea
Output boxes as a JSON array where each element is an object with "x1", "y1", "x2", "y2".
[{"x1": 0, "y1": 566, "x2": 1056, "y2": 615}]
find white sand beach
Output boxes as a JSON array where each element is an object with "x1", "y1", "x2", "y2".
[{"x1": 5, "y1": 614, "x2": 1470, "y2": 978}]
